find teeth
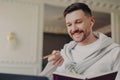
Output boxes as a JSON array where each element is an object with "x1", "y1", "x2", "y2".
[
  {"x1": 74, "y1": 32, "x2": 83, "y2": 38},
  {"x1": 74, "y1": 33, "x2": 80, "y2": 37},
  {"x1": 74, "y1": 32, "x2": 80, "y2": 35}
]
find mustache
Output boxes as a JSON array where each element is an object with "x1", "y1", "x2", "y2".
[{"x1": 71, "y1": 30, "x2": 84, "y2": 35}]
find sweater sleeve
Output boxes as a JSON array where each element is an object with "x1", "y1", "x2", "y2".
[
  {"x1": 112, "y1": 46, "x2": 120, "y2": 71},
  {"x1": 115, "y1": 65, "x2": 120, "y2": 80},
  {"x1": 39, "y1": 61, "x2": 57, "y2": 80}
]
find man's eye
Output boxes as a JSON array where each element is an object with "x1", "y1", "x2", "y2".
[
  {"x1": 77, "y1": 21, "x2": 82, "y2": 23},
  {"x1": 66, "y1": 24, "x2": 71, "y2": 27}
]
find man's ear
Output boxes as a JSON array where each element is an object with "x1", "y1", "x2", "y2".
[{"x1": 90, "y1": 16, "x2": 95, "y2": 27}]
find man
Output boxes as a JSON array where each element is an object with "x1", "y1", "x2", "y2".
[{"x1": 40, "y1": 2, "x2": 120, "y2": 80}]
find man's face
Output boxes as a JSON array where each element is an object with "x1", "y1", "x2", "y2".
[{"x1": 65, "y1": 10, "x2": 94, "y2": 43}]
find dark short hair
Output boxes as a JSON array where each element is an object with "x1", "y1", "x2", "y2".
[{"x1": 64, "y1": 2, "x2": 92, "y2": 17}]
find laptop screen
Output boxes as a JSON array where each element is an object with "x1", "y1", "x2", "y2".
[{"x1": 0, "y1": 73, "x2": 49, "y2": 80}]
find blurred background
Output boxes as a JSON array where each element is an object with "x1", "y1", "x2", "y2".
[{"x1": 0, "y1": 0, "x2": 120, "y2": 76}]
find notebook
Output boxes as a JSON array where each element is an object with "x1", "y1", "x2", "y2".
[
  {"x1": 53, "y1": 71, "x2": 117, "y2": 80},
  {"x1": 0, "y1": 73, "x2": 49, "y2": 80}
]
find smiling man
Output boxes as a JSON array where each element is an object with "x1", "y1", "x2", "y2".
[
  {"x1": 65, "y1": 6, "x2": 96, "y2": 46},
  {"x1": 40, "y1": 2, "x2": 120, "y2": 80}
]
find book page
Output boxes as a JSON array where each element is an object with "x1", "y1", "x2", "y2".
[
  {"x1": 86, "y1": 71, "x2": 117, "y2": 79},
  {"x1": 53, "y1": 70, "x2": 117, "y2": 80},
  {"x1": 53, "y1": 72, "x2": 86, "y2": 79}
]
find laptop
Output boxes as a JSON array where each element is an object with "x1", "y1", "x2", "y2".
[{"x1": 0, "y1": 73, "x2": 49, "y2": 80}]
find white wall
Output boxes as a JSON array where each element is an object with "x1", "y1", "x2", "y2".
[{"x1": 0, "y1": 0, "x2": 44, "y2": 75}]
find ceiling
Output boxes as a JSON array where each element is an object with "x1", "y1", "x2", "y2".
[{"x1": 43, "y1": 0, "x2": 120, "y2": 34}]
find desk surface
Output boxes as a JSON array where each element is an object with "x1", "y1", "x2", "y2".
[{"x1": 0, "y1": 73, "x2": 48, "y2": 80}]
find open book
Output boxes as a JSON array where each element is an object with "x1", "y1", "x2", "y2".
[{"x1": 53, "y1": 71, "x2": 117, "y2": 80}]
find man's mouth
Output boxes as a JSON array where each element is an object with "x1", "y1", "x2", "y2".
[{"x1": 73, "y1": 32, "x2": 83, "y2": 38}]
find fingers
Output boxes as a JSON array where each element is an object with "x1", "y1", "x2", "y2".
[
  {"x1": 48, "y1": 50, "x2": 64, "y2": 66},
  {"x1": 48, "y1": 50, "x2": 60, "y2": 61},
  {"x1": 53, "y1": 56, "x2": 64, "y2": 66},
  {"x1": 52, "y1": 50, "x2": 60, "y2": 55}
]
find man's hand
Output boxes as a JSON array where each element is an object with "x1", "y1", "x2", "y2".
[{"x1": 48, "y1": 50, "x2": 64, "y2": 66}]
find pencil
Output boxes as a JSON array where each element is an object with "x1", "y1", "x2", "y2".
[{"x1": 42, "y1": 54, "x2": 53, "y2": 59}]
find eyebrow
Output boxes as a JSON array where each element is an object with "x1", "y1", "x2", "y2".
[
  {"x1": 66, "y1": 18, "x2": 82, "y2": 23},
  {"x1": 76, "y1": 18, "x2": 82, "y2": 21}
]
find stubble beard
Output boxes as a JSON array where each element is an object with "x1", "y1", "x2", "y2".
[{"x1": 72, "y1": 31, "x2": 91, "y2": 43}]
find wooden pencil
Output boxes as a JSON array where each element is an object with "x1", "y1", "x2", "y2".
[{"x1": 42, "y1": 54, "x2": 53, "y2": 59}]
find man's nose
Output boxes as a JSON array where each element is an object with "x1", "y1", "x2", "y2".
[{"x1": 71, "y1": 25, "x2": 78, "y2": 31}]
